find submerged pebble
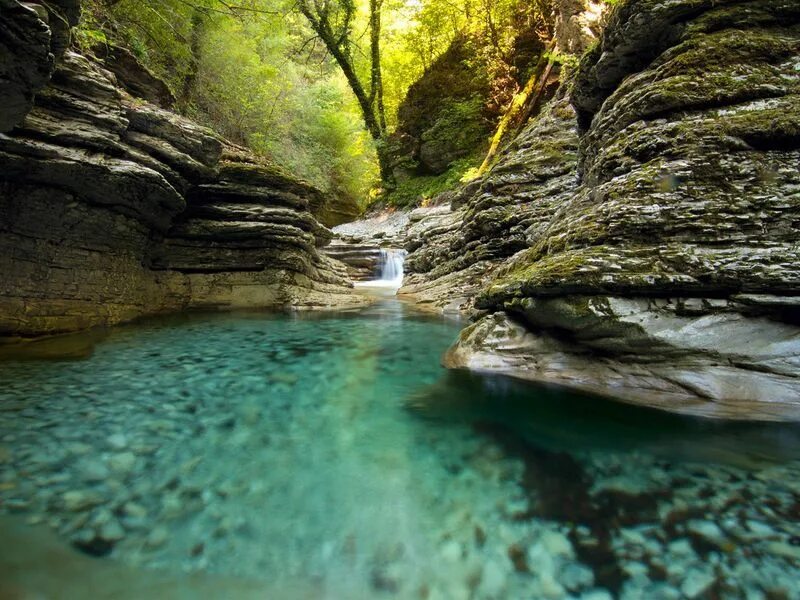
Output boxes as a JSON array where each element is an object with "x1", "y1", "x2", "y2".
[{"x1": 0, "y1": 307, "x2": 799, "y2": 598}]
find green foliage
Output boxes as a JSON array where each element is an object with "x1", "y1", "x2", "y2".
[
  {"x1": 387, "y1": 154, "x2": 481, "y2": 207},
  {"x1": 73, "y1": 2, "x2": 108, "y2": 52},
  {"x1": 79, "y1": 0, "x2": 378, "y2": 208},
  {"x1": 77, "y1": 0, "x2": 559, "y2": 212}
]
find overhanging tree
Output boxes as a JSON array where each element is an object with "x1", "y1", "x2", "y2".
[{"x1": 297, "y1": 0, "x2": 395, "y2": 187}]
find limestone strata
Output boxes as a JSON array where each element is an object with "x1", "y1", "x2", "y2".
[
  {"x1": 445, "y1": 301, "x2": 800, "y2": 421},
  {"x1": 0, "y1": 0, "x2": 80, "y2": 131},
  {"x1": 401, "y1": 90, "x2": 581, "y2": 312},
  {"x1": 416, "y1": 0, "x2": 800, "y2": 419},
  {"x1": 0, "y1": 10, "x2": 361, "y2": 340}
]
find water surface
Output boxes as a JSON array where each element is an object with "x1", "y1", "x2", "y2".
[{"x1": 1, "y1": 299, "x2": 799, "y2": 598}]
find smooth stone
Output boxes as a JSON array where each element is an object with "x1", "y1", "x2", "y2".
[
  {"x1": 619, "y1": 527, "x2": 647, "y2": 547},
  {"x1": 479, "y1": 559, "x2": 507, "y2": 596},
  {"x1": 527, "y1": 542, "x2": 555, "y2": 576},
  {"x1": 622, "y1": 561, "x2": 648, "y2": 578},
  {"x1": 161, "y1": 494, "x2": 183, "y2": 518},
  {"x1": 123, "y1": 502, "x2": 148, "y2": 519},
  {"x1": 108, "y1": 452, "x2": 136, "y2": 475},
  {"x1": 540, "y1": 574, "x2": 567, "y2": 599},
  {"x1": 107, "y1": 433, "x2": 128, "y2": 450},
  {"x1": 681, "y1": 568, "x2": 716, "y2": 599},
  {"x1": 62, "y1": 512, "x2": 90, "y2": 533},
  {"x1": 146, "y1": 526, "x2": 169, "y2": 548},
  {"x1": 79, "y1": 459, "x2": 110, "y2": 482},
  {"x1": 440, "y1": 540, "x2": 462, "y2": 562},
  {"x1": 559, "y1": 562, "x2": 595, "y2": 591},
  {"x1": 541, "y1": 530, "x2": 573, "y2": 558},
  {"x1": 62, "y1": 490, "x2": 104, "y2": 511},
  {"x1": 92, "y1": 508, "x2": 113, "y2": 527},
  {"x1": 70, "y1": 528, "x2": 96, "y2": 544},
  {"x1": 581, "y1": 590, "x2": 614, "y2": 600},
  {"x1": 746, "y1": 520, "x2": 775, "y2": 537},
  {"x1": 687, "y1": 520, "x2": 726, "y2": 546},
  {"x1": 100, "y1": 520, "x2": 125, "y2": 542},
  {"x1": 765, "y1": 541, "x2": 800, "y2": 561},
  {"x1": 4, "y1": 498, "x2": 31, "y2": 512},
  {"x1": 667, "y1": 539, "x2": 695, "y2": 557}
]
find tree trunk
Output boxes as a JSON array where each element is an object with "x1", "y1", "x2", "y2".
[
  {"x1": 299, "y1": 0, "x2": 395, "y2": 188},
  {"x1": 369, "y1": 0, "x2": 387, "y2": 135},
  {"x1": 180, "y1": 9, "x2": 206, "y2": 109}
]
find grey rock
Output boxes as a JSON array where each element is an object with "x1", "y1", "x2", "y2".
[
  {"x1": 680, "y1": 568, "x2": 716, "y2": 599},
  {"x1": 145, "y1": 526, "x2": 169, "y2": 548},
  {"x1": 99, "y1": 520, "x2": 125, "y2": 542},
  {"x1": 0, "y1": 20, "x2": 367, "y2": 340},
  {"x1": 62, "y1": 490, "x2": 104, "y2": 512},
  {"x1": 406, "y1": 0, "x2": 800, "y2": 419},
  {"x1": 108, "y1": 452, "x2": 137, "y2": 475},
  {"x1": 107, "y1": 434, "x2": 128, "y2": 450}
]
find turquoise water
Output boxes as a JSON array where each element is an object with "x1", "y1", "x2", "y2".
[{"x1": 1, "y1": 299, "x2": 800, "y2": 599}]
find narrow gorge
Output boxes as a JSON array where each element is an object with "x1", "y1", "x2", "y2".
[{"x1": 2, "y1": 0, "x2": 800, "y2": 598}]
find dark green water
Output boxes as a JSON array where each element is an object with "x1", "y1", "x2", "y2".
[{"x1": 1, "y1": 299, "x2": 799, "y2": 599}]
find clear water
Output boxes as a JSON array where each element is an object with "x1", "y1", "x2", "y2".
[{"x1": 1, "y1": 299, "x2": 800, "y2": 599}]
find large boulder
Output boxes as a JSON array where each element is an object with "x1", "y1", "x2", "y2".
[{"x1": 409, "y1": 0, "x2": 800, "y2": 419}]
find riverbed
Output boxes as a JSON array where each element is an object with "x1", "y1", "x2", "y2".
[{"x1": 1, "y1": 299, "x2": 799, "y2": 598}]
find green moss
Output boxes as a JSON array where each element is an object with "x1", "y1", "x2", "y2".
[
  {"x1": 659, "y1": 27, "x2": 798, "y2": 76},
  {"x1": 689, "y1": 2, "x2": 800, "y2": 35},
  {"x1": 384, "y1": 155, "x2": 482, "y2": 208}
]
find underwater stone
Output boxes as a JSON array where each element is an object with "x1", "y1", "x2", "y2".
[
  {"x1": 145, "y1": 526, "x2": 169, "y2": 549},
  {"x1": 559, "y1": 561, "x2": 595, "y2": 592},
  {"x1": 99, "y1": 520, "x2": 126, "y2": 542},
  {"x1": 440, "y1": 540, "x2": 463, "y2": 562},
  {"x1": 680, "y1": 567, "x2": 716, "y2": 599},
  {"x1": 687, "y1": 520, "x2": 726, "y2": 548},
  {"x1": 765, "y1": 541, "x2": 800, "y2": 562},
  {"x1": 478, "y1": 559, "x2": 507, "y2": 597},
  {"x1": 580, "y1": 589, "x2": 613, "y2": 600},
  {"x1": 107, "y1": 433, "x2": 128, "y2": 450},
  {"x1": 78, "y1": 458, "x2": 110, "y2": 482},
  {"x1": 108, "y1": 452, "x2": 137, "y2": 475},
  {"x1": 62, "y1": 490, "x2": 104, "y2": 512},
  {"x1": 541, "y1": 529, "x2": 574, "y2": 558}
]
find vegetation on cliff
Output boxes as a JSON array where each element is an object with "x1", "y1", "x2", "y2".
[{"x1": 74, "y1": 0, "x2": 576, "y2": 210}]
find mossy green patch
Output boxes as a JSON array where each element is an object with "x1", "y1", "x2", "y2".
[{"x1": 385, "y1": 155, "x2": 483, "y2": 208}]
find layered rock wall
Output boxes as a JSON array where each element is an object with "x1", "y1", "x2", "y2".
[
  {"x1": 408, "y1": 0, "x2": 800, "y2": 419},
  {"x1": 0, "y1": 3, "x2": 361, "y2": 339}
]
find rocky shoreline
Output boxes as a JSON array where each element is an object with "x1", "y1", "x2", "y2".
[
  {"x1": 393, "y1": 0, "x2": 800, "y2": 421},
  {"x1": 0, "y1": 1, "x2": 366, "y2": 341},
  {"x1": 2, "y1": 0, "x2": 800, "y2": 422}
]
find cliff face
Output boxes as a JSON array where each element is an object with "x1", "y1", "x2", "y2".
[
  {"x1": 0, "y1": 2, "x2": 361, "y2": 340},
  {"x1": 407, "y1": 0, "x2": 800, "y2": 419},
  {"x1": 0, "y1": 0, "x2": 80, "y2": 130}
]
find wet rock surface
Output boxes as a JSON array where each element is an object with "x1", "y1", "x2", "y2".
[{"x1": 406, "y1": 0, "x2": 800, "y2": 418}]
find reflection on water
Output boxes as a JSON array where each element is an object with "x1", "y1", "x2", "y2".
[
  {"x1": 0, "y1": 300, "x2": 799, "y2": 599},
  {"x1": 410, "y1": 370, "x2": 800, "y2": 468}
]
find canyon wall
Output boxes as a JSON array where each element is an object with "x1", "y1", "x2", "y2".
[
  {"x1": 0, "y1": 1, "x2": 361, "y2": 339},
  {"x1": 405, "y1": 0, "x2": 800, "y2": 419}
]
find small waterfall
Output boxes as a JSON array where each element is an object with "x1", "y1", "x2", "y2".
[
  {"x1": 355, "y1": 248, "x2": 407, "y2": 289},
  {"x1": 378, "y1": 248, "x2": 406, "y2": 284}
]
